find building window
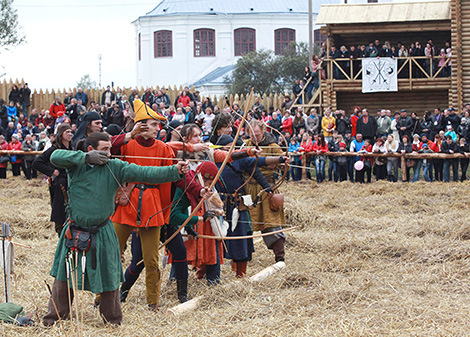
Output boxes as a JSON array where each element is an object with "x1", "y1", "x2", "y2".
[
  {"x1": 274, "y1": 29, "x2": 296, "y2": 55},
  {"x1": 154, "y1": 30, "x2": 172, "y2": 58},
  {"x1": 314, "y1": 29, "x2": 327, "y2": 47},
  {"x1": 194, "y1": 29, "x2": 215, "y2": 57},
  {"x1": 138, "y1": 33, "x2": 141, "y2": 61},
  {"x1": 234, "y1": 28, "x2": 256, "y2": 56}
]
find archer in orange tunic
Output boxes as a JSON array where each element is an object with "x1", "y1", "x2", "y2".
[{"x1": 110, "y1": 100, "x2": 176, "y2": 309}]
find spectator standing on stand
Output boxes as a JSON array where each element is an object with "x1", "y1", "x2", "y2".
[{"x1": 356, "y1": 108, "x2": 377, "y2": 144}]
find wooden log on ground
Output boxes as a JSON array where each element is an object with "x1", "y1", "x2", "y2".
[{"x1": 167, "y1": 261, "x2": 286, "y2": 316}]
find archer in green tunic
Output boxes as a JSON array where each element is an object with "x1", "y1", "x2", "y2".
[{"x1": 43, "y1": 132, "x2": 187, "y2": 326}]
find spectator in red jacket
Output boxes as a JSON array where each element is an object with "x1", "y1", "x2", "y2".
[
  {"x1": 298, "y1": 133, "x2": 313, "y2": 179},
  {"x1": 0, "y1": 135, "x2": 9, "y2": 179},
  {"x1": 177, "y1": 91, "x2": 191, "y2": 107},
  {"x1": 313, "y1": 133, "x2": 328, "y2": 182},
  {"x1": 350, "y1": 106, "x2": 361, "y2": 137},
  {"x1": 282, "y1": 111, "x2": 293, "y2": 135},
  {"x1": 8, "y1": 134, "x2": 22, "y2": 176},
  {"x1": 357, "y1": 139, "x2": 373, "y2": 183},
  {"x1": 49, "y1": 97, "x2": 65, "y2": 119}
]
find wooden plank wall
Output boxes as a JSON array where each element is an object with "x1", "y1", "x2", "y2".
[
  {"x1": 336, "y1": 90, "x2": 449, "y2": 116},
  {"x1": 450, "y1": 0, "x2": 470, "y2": 111}
]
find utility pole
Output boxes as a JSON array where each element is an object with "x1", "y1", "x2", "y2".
[
  {"x1": 308, "y1": 0, "x2": 313, "y2": 63},
  {"x1": 98, "y1": 54, "x2": 102, "y2": 88}
]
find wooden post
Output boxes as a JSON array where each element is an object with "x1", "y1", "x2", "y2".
[
  {"x1": 301, "y1": 154, "x2": 307, "y2": 180},
  {"x1": 401, "y1": 155, "x2": 407, "y2": 181}
]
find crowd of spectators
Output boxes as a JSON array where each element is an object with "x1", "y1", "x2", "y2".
[
  {"x1": 280, "y1": 105, "x2": 470, "y2": 183},
  {"x1": 1, "y1": 83, "x2": 469, "y2": 184},
  {"x1": 321, "y1": 39, "x2": 452, "y2": 80}
]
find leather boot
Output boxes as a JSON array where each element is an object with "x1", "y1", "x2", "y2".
[
  {"x1": 271, "y1": 238, "x2": 285, "y2": 262},
  {"x1": 43, "y1": 279, "x2": 74, "y2": 326},
  {"x1": 231, "y1": 261, "x2": 237, "y2": 272},
  {"x1": 99, "y1": 289, "x2": 122, "y2": 325},
  {"x1": 176, "y1": 279, "x2": 188, "y2": 303},
  {"x1": 235, "y1": 261, "x2": 247, "y2": 278},
  {"x1": 120, "y1": 266, "x2": 140, "y2": 303},
  {"x1": 196, "y1": 265, "x2": 206, "y2": 279}
]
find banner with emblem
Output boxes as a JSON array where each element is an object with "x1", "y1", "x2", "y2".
[{"x1": 362, "y1": 57, "x2": 398, "y2": 93}]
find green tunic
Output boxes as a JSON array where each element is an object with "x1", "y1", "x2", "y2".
[
  {"x1": 49, "y1": 150, "x2": 182, "y2": 293},
  {"x1": 168, "y1": 187, "x2": 199, "y2": 231}
]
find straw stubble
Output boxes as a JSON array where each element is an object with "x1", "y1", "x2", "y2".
[{"x1": 0, "y1": 176, "x2": 470, "y2": 336}]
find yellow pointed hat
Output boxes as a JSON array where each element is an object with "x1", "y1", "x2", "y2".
[{"x1": 133, "y1": 99, "x2": 167, "y2": 123}]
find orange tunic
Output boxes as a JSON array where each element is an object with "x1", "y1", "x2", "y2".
[{"x1": 110, "y1": 139, "x2": 175, "y2": 227}]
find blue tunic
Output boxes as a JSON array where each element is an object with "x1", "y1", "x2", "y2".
[{"x1": 217, "y1": 157, "x2": 271, "y2": 262}]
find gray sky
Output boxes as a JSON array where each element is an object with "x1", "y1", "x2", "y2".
[{"x1": 1, "y1": 0, "x2": 160, "y2": 90}]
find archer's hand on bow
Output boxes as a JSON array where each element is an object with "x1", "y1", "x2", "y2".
[
  {"x1": 280, "y1": 156, "x2": 290, "y2": 165},
  {"x1": 186, "y1": 226, "x2": 199, "y2": 240},
  {"x1": 203, "y1": 210, "x2": 217, "y2": 222},
  {"x1": 176, "y1": 161, "x2": 189, "y2": 175},
  {"x1": 85, "y1": 151, "x2": 109, "y2": 165},
  {"x1": 251, "y1": 148, "x2": 262, "y2": 157},
  {"x1": 200, "y1": 187, "x2": 214, "y2": 200}
]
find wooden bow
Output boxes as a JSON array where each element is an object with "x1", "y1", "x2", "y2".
[{"x1": 159, "y1": 88, "x2": 255, "y2": 249}]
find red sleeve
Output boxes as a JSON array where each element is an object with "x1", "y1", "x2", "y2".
[
  {"x1": 110, "y1": 133, "x2": 127, "y2": 155},
  {"x1": 213, "y1": 149, "x2": 232, "y2": 163},
  {"x1": 167, "y1": 141, "x2": 194, "y2": 157}
]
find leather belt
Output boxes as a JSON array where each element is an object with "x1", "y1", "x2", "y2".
[{"x1": 134, "y1": 184, "x2": 159, "y2": 225}]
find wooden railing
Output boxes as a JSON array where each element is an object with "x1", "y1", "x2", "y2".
[
  {"x1": 322, "y1": 56, "x2": 451, "y2": 82},
  {"x1": 290, "y1": 151, "x2": 468, "y2": 181},
  {"x1": 1, "y1": 150, "x2": 467, "y2": 182}
]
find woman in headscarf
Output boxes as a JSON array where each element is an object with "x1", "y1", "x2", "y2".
[{"x1": 32, "y1": 124, "x2": 73, "y2": 235}]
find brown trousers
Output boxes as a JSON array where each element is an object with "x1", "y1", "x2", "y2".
[
  {"x1": 43, "y1": 279, "x2": 122, "y2": 326},
  {"x1": 113, "y1": 222, "x2": 161, "y2": 305}
]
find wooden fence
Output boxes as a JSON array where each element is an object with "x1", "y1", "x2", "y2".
[
  {"x1": 1, "y1": 149, "x2": 467, "y2": 182},
  {"x1": 0, "y1": 78, "x2": 292, "y2": 115}
]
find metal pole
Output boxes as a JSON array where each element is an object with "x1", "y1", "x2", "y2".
[
  {"x1": 2, "y1": 223, "x2": 7, "y2": 302},
  {"x1": 98, "y1": 54, "x2": 102, "y2": 88},
  {"x1": 308, "y1": 0, "x2": 313, "y2": 63}
]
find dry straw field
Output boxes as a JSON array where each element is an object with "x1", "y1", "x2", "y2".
[{"x1": 0, "y1": 176, "x2": 470, "y2": 336}]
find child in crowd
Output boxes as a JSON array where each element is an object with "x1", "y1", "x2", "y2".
[
  {"x1": 337, "y1": 142, "x2": 348, "y2": 181},
  {"x1": 288, "y1": 136, "x2": 301, "y2": 181}
]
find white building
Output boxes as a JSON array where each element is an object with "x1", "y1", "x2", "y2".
[{"x1": 133, "y1": 0, "x2": 338, "y2": 96}]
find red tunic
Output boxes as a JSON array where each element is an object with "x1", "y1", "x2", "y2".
[
  {"x1": 185, "y1": 203, "x2": 223, "y2": 267},
  {"x1": 110, "y1": 138, "x2": 175, "y2": 227}
]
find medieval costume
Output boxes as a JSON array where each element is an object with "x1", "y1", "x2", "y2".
[
  {"x1": 42, "y1": 148, "x2": 183, "y2": 325},
  {"x1": 216, "y1": 135, "x2": 278, "y2": 277},
  {"x1": 110, "y1": 100, "x2": 174, "y2": 309},
  {"x1": 32, "y1": 124, "x2": 73, "y2": 235},
  {"x1": 72, "y1": 111, "x2": 101, "y2": 149},
  {"x1": 169, "y1": 162, "x2": 223, "y2": 286},
  {"x1": 244, "y1": 131, "x2": 286, "y2": 262}
]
